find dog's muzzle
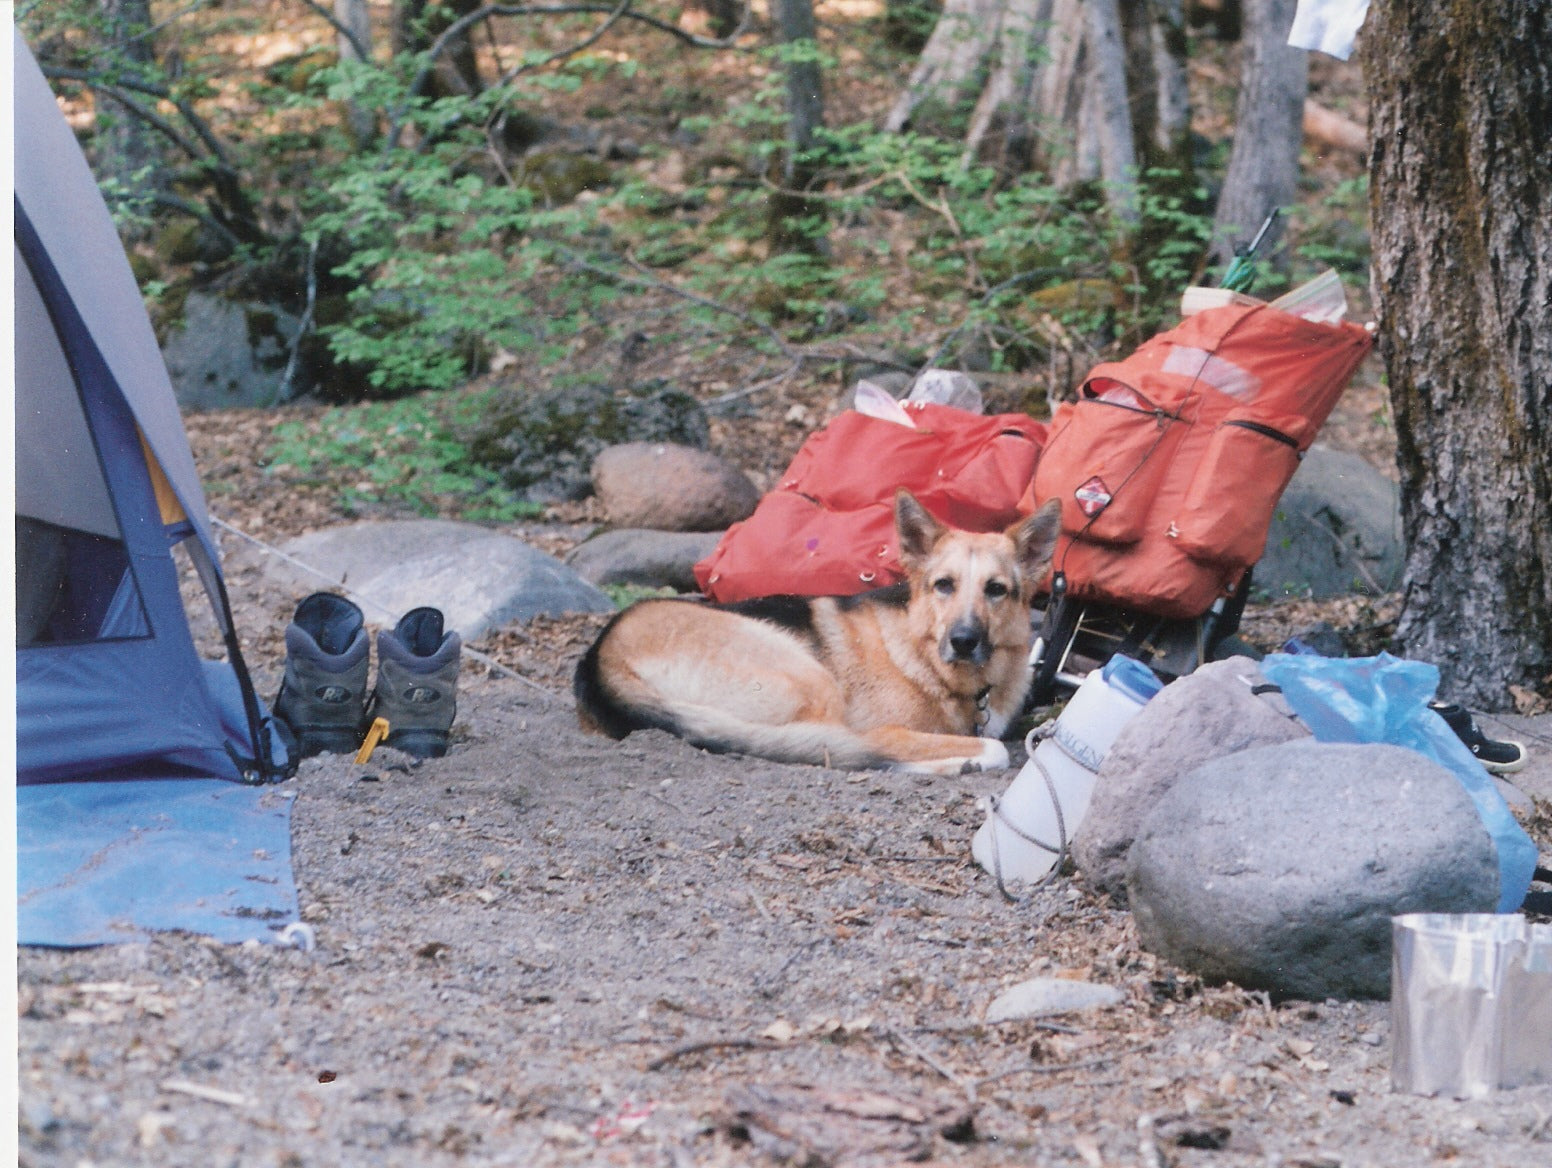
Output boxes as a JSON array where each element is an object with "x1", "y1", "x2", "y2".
[{"x1": 942, "y1": 621, "x2": 992, "y2": 665}]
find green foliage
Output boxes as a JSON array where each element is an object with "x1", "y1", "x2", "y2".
[
  {"x1": 602, "y1": 583, "x2": 681, "y2": 609},
  {"x1": 1133, "y1": 170, "x2": 1215, "y2": 297},
  {"x1": 288, "y1": 55, "x2": 627, "y2": 395},
  {"x1": 1296, "y1": 175, "x2": 1371, "y2": 282},
  {"x1": 266, "y1": 395, "x2": 542, "y2": 521}
]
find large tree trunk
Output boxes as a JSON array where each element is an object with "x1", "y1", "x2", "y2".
[
  {"x1": 1083, "y1": 0, "x2": 1138, "y2": 219},
  {"x1": 1123, "y1": 0, "x2": 1190, "y2": 164},
  {"x1": 1210, "y1": 0, "x2": 1306, "y2": 270},
  {"x1": 1367, "y1": 0, "x2": 1552, "y2": 709}
]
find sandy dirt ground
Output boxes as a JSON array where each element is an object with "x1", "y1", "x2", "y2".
[{"x1": 17, "y1": 610, "x2": 1552, "y2": 1167}]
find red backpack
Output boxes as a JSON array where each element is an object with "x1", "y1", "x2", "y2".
[
  {"x1": 695, "y1": 402, "x2": 1048, "y2": 602},
  {"x1": 1026, "y1": 303, "x2": 1374, "y2": 618}
]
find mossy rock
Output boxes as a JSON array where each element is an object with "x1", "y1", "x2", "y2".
[
  {"x1": 127, "y1": 251, "x2": 161, "y2": 286},
  {"x1": 1027, "y1": 279, "x2": 1123, "y2": 316},
  {"x1": 467, "y1": 380, "x2": 710, "y2": 503},
  {"x1": 519, "y1": 151, "x2": 614, "y2": 204},
  {"x1": 155, "y1": 220, "x2": 205, "y2": 266},
  {"x1": 265, "y1": 48, "x2": 339, "y2": 94}
]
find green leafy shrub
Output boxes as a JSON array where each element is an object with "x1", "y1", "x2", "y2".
[
  {"x1": 295, "y1": 57, "x2": 617, "y2": 396},
  {"x1": 267, "y1": 394, "x2": 542, "y2": 521}
]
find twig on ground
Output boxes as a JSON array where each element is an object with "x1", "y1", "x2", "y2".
[
  {"x1": 980, "y1": 1040, "x2": 1156, "y2": 1083},
  {"x1": 645, "y1": 1037, "x2": 783, "y2": 1072},
  {"x1": 160, "y1": 1079, "x2": 252, "y2": 1107},
  {"x1": 882, "y1": 1028, "x2": 978, "y2": 1102}
]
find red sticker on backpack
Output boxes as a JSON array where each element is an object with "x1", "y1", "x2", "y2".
[{"x1": 1074, "y1": 476, "x2": 1113, "y2": 517}]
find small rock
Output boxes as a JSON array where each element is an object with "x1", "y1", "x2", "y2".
[
  {"x1": 985, "y1": 977, "x2": 1124, "y2": 1022},
  {"x1": 591, "y1": 443, "x2": 759, "y2": 531},
  {"x1": 564, "y1": 528, "x2": 724, "y2": 591}
]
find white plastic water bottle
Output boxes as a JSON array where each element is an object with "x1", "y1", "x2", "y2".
[{"x1": 972, "y1": 655, "x2": 1161, "y2": 891}]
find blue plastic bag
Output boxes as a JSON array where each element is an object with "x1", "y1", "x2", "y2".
[{"x1": 1260, "y1": 652, "x2": 1536, "y2": 913}]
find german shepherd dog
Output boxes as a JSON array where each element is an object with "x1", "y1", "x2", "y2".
[{"x1": 574, "y1": 491, "x2": 1063, "y2": 774}]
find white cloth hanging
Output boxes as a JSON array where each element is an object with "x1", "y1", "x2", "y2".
[{"x1": 1288, "y1": 0, "x2": 1371, "y2": 61}]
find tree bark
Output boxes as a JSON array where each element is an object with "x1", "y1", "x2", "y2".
[
  {"x1": 768, "y1": 0, "x2": 827, "y2": 250},
  {"x1": 960, "y1": 0, "x2": 1048, "y2": 172},
  {"x1": 97, "y1": 0, "x2": 159, "y2": 231},
  {"x1": 885, "y1": 0, "x2": 1005, "y2": 134},
  {"x1": 1124, "y1": 0, "x2": 1190, "y2": 164},
  {"x1": 1084, "y1": 0, "x2": 1138, "y2": 219},
  {"x1": 1367, "y1": 0, "x2": 1552, "y2": 709},
  {"x1": 892, "y1": 0, "x2": 1188, "y2": 199},
  {"x1": 1210, "y1": 0, "x2": 1307, "y2": 270},
  {"x1": 335, "y1": 0, "x2": 376, "y2": 144}
]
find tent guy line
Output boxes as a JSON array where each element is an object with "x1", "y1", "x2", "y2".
[{"x1": 207, "y1": 513, "x2": 564, "y2": 704}]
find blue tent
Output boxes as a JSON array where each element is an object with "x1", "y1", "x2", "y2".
[{"x1": 13, "y1": 31, "x2": 298, "y2": 946}]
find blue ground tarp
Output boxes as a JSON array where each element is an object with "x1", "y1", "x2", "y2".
[{"x1": 17, "y1": 778, "x2": 303, "y2": 947}]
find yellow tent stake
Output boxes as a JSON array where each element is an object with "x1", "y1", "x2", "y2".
[{"x1": 355, "y1": 717, "x2": 390, "y2": 765}]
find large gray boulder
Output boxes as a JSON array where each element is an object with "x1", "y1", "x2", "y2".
[
  {"x1": 1127, "y1": 740, "x2": 1499, "y2": 1000},
  {"x1": 268, "y1": 519, "x2": 615, "y2": 641},
  {"x1": 163, "y1": 290, "x2": 305, "y2": 409},
  {"x1": 1257, "y1": 444, "x2": 1403, "y2": 600},
  {"x1": 591, "y1": 443, "x2": 759, "y2": 532},
  {"x1": 1074, "y1": 657, "x2": 1310, "y2": 904},
  {"x1": 565, "y1": 528, "x2": 724, "y2": 591}
]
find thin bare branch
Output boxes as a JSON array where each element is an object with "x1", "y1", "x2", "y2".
[
  {"x1": 491, "y1": 0, "x2": 632, "y2": 88},
  {"x1": 40, "y1": 64, "x2": 239, "y2": 173},
  {"x1": 87, "y1": 83, "x2": 207, "y2": 162},
  {"x1": 387, "y1": 2, "x2": 750, "y2": 148},
  {"x1": 293, "y1": 0, "x2": 372, "y2": 64}
]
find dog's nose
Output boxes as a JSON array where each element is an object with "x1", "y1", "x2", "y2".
[{"x1": 945, "y1": 623, "x2": 988, "y2": 663}]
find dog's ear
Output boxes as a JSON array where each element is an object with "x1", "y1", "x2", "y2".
[
  {"x1": 1009, "y1": 498, "x2": 1063, "y2": 584},
  {"x1": 895, "y1": 490, "x2": 945, "y2": 568}
]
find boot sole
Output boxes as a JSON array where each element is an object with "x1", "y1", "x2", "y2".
[{"x1": 384, "y1": 729, "x2": 450, "y2": 760}]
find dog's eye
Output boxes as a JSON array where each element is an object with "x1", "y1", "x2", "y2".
[
  {"x1": 985, "y1": 580, "x2": 1010, "y2": 600},
  {"x1": 933, "y1": 577, "x2": 955, "y2": 596}
]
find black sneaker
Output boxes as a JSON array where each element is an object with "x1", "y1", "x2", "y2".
[
  {"x1": 1430, "y1": 702, "x2": 1528, "y2": 774},
  {"x1": 274, "y1": 593, "x2": 370, "y2": 757},
  {"x1": 369, "y1": 607, "x2": 461, "y2": 760}
]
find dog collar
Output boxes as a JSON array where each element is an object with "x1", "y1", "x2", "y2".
[{"x1": 973, "y1": 685, "x2": 992, "y2": 733}]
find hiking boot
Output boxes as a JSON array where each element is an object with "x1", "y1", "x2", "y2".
[
  {"x1": 1430, "y1": 702, "x2": 1528, "y2": 774},
  {"x1": 369, "y1": 607, "x2": 461, "y2": 760},
  {"x1": 274, "y1": 592, "x2": 370, "y2": 758}
]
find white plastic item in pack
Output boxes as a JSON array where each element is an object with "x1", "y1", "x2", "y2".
[{"x1": 972, "y1": 656, "x2": 1161, "y2": 890}]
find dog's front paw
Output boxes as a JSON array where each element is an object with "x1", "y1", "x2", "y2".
[{"x1": 961, "y1": 737, "x2": 1010, "y2": 773}]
